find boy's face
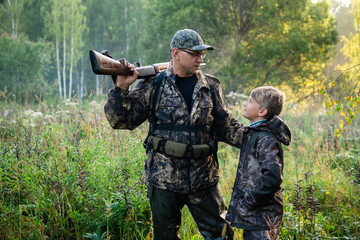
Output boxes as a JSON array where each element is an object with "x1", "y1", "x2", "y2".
[{"x1": 243, "y1": 97, "x2": 267, "y2": 123}]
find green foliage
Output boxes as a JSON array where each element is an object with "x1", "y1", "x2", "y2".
[
  {"x1": 0, "y1": 100, "x2": 151, "y2": 239},
  {"x1": 0, "y1": 0, "x2": 342, "y2": 105},
  {"x1": 139, "y1": 0, "x2": 223, "y2": 64},
  {"x1": 291, "y1": 173, "x2": 321, "y2": 236},
  {"x1": 318, "y1": 65, "x2": 360, "y2": 137},
  {"x1": 1, "y1": 100, "x2": 359, "y2": 239},
  {"x1": 279, "y1": 108, "x2": 360, "y2": 239},
  {"x1": 0, "y1": 35, "x2": 51, "y2": 103},
  {"x1": 317, "y1": 1, "x2": 360, "y2": 137},
  {"x1": 333, "y1": 147, "x2": 360, "y2": 184},
  {"x1": 218, "y1": 0, "x2": 338, "y2": 93},
  {"x1": 84, "y1": 228, "x2": 107, "y2": 240}
]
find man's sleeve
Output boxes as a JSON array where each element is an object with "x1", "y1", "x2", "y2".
[
  {"x1": 211, "y1": 84, "x2": 246, "y2": 148},
  {"x1": 104, "y1": 78, "x2": 153, "y2": 130}
]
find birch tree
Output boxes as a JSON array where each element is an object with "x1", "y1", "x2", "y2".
[
  {"x1": 0, "y1": 0, "x2": 29, "y2": 38},
  {"x1": 44, "y1": 0, "x2": 86, "y2": 100}
]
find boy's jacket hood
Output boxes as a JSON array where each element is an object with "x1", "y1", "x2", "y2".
[{"x1": 248, "y1": 115, "x2": 291, "y2": 146}]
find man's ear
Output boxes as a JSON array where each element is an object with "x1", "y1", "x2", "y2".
[
  {"x1": 172, "y1": 48, "x2": 180, "y2": 60},
  {"x1": 258, "y1": 108, "x2": 268, "y2": 117}
]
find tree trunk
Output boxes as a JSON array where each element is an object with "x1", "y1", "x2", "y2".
[
  {"x1": 7, "y1": 0, "x2": 14, "y2": 37},
  {"x1": 62, "y1": 4, "x2": 67, "y2": 100},
  {"x1": 96, "y1": 75, "x2": 100, "y2": 95},
  {"x1": 80, "y1": 56, "x2": 84, "y2": 99},
  {"x1": 56, "y1": 38, "x2": 62, "y2": 98},
  {"x1": 125, "y1": 2, "x2": 129, "y2": 53},
  {"x1": 53, "y1": 0, "x2": 62, "y2": 98},
  {"x1": 68, "y1": 0, "x2": 74, "y2": 99}
]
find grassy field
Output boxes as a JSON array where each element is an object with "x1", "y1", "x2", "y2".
[{"x1": 0, "y1": 98, "x2": 359, "y2": 239}]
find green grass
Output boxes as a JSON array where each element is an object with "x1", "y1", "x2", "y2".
[{"x1": 0, "y1": 99, "x2": 359, "y2": 239}]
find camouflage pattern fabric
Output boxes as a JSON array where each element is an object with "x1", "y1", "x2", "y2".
[
  {"x1": 170, "y1": 28, "x2": 214, "y2": 51},
  {"x1": 225, "y1": 116, "x2": 291, "y2": 231},
  {"x1": 104, "y1": 64, "x2": 244, "y2": 196},
  {"x1": 243, "y1": 229, "x2": 279, "y2": 240}
]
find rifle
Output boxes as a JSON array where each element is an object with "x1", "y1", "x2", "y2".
[{"x1": 89, "y1": 49, "x2": 205, "y2": 79}]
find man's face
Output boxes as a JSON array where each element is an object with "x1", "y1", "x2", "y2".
[{"x1": 173, "y1": 48, "x2": 205, "y2": 77}]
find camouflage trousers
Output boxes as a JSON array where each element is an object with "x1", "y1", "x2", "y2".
[
  {"x1": 148, "y1": 184, "x2": 234, "y2": 240},
  {"x1": 243, "y1": 229, "x2": 279, "y2": 240}
]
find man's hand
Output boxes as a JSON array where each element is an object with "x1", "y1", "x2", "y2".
[{"x1": 115, "y1": 60, "x2": 139, "y2": 89}]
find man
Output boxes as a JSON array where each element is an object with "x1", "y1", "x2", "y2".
[{"x1": 104, "y1": 29, "x2": 244, "y2": 239}]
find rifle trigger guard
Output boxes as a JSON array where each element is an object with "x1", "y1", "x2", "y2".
[
  {"x1": 133, "y1": 62, "x2": 141, "y2": 67},
  {"x1": 100, "y1": 49, "x2": 113, "y2": 59}
]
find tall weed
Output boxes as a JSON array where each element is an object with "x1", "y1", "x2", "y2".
[{"x1": 0, "y1": 99, "x2": 359, "y2": 239}]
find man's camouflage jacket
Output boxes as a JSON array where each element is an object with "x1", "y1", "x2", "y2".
[{"x1": 104, "y1": 67, "x2": 244, "y2": 195}]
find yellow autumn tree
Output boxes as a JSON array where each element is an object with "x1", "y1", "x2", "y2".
[{"x1": 320, "y1": 0, "x2": 360, "y2": 136}]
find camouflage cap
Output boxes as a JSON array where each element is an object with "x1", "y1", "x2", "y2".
[{"x1": 170, "y1": 29, "x2": 214, "y2": 51}]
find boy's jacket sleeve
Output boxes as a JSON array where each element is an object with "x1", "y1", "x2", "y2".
[{"x1": 253, "y1": 136, "x2": 283, "y2": 198}]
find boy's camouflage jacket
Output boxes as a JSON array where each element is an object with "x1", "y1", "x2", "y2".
[
  {"x1": 104, "y1": 67, "x2": 244, "y2": 195},
  {"x1": 226, "y1": 116, "x2": 291, "y2": 230}
]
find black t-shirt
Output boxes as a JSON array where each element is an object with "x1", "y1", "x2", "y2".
[{"x1": 175, "y1": 74, "x2": 197, "y2": 113}]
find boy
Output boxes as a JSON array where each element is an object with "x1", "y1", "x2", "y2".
[{"x1": 225, "y1": 86, "x2": 291, "y2": 240}]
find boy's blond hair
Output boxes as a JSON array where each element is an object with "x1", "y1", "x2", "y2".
[{"x1": 250, "y1": 86, "x2": 285, "y2": 119}]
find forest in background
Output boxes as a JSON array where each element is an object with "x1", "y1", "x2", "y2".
[
  {"x1": 0, "y1": 0, "x2": 360, "y2": 239},
  {"x1": 1, "y1": 0, "x2": 359, "y2": 134},
  {"x1": 0, "y1": 0, "x2": 356, "y2": 98}
]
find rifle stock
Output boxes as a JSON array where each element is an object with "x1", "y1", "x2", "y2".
[
  {"x1": 89, "y1": 50, "x2": 133, "y2": 75},
  {"x1": 89, "y1": 50, "x2": 205, "y2": 79}
]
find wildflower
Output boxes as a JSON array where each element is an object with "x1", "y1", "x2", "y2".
[
  {"x1": 24, "y1": 110, "x2": 34, "y2": 116},
  {"x1": 44, "y1": 114, "x2": 55, "y2": 121},
  {"x1": 32, "y1": 112, "x2": 43, "y2": 118},
  {"x1": 90, "y1": 100, "x2": 99, "y2": 106},
  {"x1": 56, "y1": 110, "x2": 70, "y2": 115},
  {"x1": 350, "y1": 180, "x2": 354, "y2": 184},
  {"x1": 64, "y1": 99, "x2": 79, "y2": 107}
]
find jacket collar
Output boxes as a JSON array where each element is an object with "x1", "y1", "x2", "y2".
[{"x1": 166, "y1": 61, "x2": 209, "y2": 92}]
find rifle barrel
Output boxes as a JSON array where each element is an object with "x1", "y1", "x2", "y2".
[{"x1": 90, "y1": 50, "x2": 206, "y2": 79}]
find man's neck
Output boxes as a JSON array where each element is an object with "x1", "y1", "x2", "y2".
[
  {"x1": 176, "y1": 74, "x2": 196, "y2": 80},
  {"x1": 173, "y1": 69, "x2": 193, "y2": 78}
]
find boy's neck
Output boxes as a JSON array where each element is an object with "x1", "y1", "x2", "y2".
[
  {"x1": 250, "y1": 118, "x2": 267, "y2": 126},
  {"x1": 249, "y1": 116, "x2": 266, "y2": 124}
]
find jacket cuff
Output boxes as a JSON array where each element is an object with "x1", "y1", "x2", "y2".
[{"x1": 114, "y1": 86, "x2": 129, "y2": 94}]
